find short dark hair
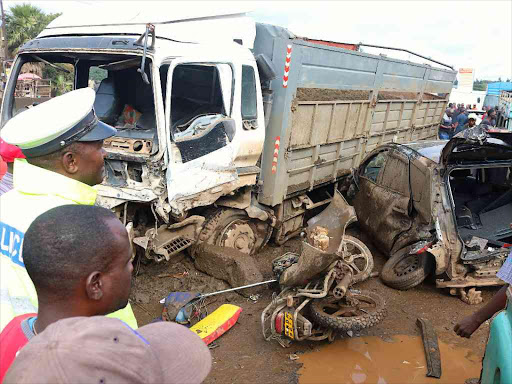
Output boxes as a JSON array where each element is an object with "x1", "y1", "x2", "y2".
[
  {"x1": 25, "y1": 142, "x2": 83, "y2": 169},
  {"x1": 23, "y1": 205, "x2": 122, "y2": 299}
]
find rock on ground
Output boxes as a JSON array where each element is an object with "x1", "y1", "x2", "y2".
[{"x1": 194, "y1": 244, "x2": 265, "y2": 296}]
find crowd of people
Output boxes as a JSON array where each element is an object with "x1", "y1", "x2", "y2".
[{"x1": 439, "y1": 103, "x2": 500, "y2": 140}]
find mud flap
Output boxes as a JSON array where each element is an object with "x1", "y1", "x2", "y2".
[{"x1": 416, "y1": 317, "x2": 442, "y2": 378}]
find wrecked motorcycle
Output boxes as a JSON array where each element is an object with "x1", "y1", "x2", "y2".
[{"x1": 262, "y1": 191, "x2": 386, "y2": 346}]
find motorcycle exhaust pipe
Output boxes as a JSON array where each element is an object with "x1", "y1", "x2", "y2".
[{"x1": 333, "y1": 272, "x2": 353, "y2": 299}]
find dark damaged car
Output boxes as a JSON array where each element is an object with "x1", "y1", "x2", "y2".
[{"x1": 349, "y1": 126, "x2": 512, "y2": 304}]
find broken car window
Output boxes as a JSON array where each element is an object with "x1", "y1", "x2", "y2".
[
  {"x1": 361, "y1": 151, "x2": 388, "y2": 183},
  {"x1": 170, "y1": 63, "x2": 232, "y2": 141}
]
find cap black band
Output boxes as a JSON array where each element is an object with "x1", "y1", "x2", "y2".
[{"x1": 21, "y1": 110, "x2": 98, "y2": 158}]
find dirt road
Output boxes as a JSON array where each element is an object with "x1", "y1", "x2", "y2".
[{"x1": 130, "y1": 232, "x2": 496, "y2": 384}]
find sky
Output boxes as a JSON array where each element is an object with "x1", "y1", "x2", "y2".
[{"x1": 4, "y1": 0, "x2": 512, "y2": 81}]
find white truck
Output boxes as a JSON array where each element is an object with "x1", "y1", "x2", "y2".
[{"x1": 0, "y1": 9, "x2": 457, "y2": 262}]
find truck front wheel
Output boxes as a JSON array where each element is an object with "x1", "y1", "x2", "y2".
[{"x1": 188, "y1": 208, "x2": 271, "y2": 257}]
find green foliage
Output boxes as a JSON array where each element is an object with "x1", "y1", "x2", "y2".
[
  {"x1": 54, "y1": 74, "x2": 72, "y2": 96},
  {"x1": 473, "y1": 79, "x2": 493, "y2": 91},
  {"x1": 41, "y1": 63, "x2": 74, "y2": 96},
  {"x1": 5, "y1": 3, "x2": 61, "y2": 57},
  {"x1": 89, "y1": 67, "x2": 108, "y2": 82}
]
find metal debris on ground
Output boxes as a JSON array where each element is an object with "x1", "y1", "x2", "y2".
[
  {"x1": 289, "y1": 354, "x2": 299, "y2": 361},
  {"x1": 199, "y1": 279, "x2": 277, "y2": 299},
  {"x1": 416, "y1": 317, "x2": 442, "y2": 379},
  {"x1": 347, "y1": 331, "x2": 353, "y2": 337}
]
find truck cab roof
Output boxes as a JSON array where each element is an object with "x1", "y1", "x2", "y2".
[{"x1": 38, "y1": 6, "x2": 256, "y2": 49}]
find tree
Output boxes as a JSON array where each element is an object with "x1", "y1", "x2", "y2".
[{"x1": 5, "y1": 3, "x2": 60, "y2": 57}]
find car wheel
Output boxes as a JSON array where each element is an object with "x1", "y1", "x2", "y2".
[{"x1": 381, "y1": 246, "x2": 434, "y2": 290}]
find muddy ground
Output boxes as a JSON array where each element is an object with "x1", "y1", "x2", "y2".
[{"x1": 130, "y1": 228, "x2": 495, "y2": 384}]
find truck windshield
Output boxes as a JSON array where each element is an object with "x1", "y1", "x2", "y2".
[
  {"x1": 10, "y1": 58, "x2": 74, "y2": 116},
  {"x1": 4, "y1": 53, "x2": 157, "y2": 137}
]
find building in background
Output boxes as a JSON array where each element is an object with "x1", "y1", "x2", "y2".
[{"x1": 450, "y1": 67, "x2": 486, "y2": 110}]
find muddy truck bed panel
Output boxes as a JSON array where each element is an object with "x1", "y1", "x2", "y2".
[{"x1": 253, "y1": 23, "x2": 456, "y2": 207}]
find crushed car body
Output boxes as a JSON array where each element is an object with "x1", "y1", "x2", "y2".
[{"x1": 349, "y1": 127, "x2": 512, "y2": 301}]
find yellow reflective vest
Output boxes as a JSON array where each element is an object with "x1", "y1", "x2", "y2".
[{"x1": 0, "y1": 159, "x2": 138, "y2": 331}]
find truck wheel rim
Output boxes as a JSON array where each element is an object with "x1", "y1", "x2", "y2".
[{"x1": 219, "y1": 220, "x2": 256, "y2": 254}]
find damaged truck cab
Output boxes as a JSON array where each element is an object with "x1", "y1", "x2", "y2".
[{"x1": 0, "y1": 10, "x2": 457, "y2": 262}]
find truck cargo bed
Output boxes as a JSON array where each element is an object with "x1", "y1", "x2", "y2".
[{"x1": 253, "y1": 23, "x2": 456, "y2": 206}]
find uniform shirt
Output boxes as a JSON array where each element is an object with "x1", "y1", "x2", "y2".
[
  {"x1": 0, "y1": 159, "x2": 138, "y2": 331},
  {"x1": 0, "y1": 313, "x2": 36, "y2": 382}
]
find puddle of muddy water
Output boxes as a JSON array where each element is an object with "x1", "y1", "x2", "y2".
[{"x1": 298, "y1": 335, "x2": 481, "y2": 384}]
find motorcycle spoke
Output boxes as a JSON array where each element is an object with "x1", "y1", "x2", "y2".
[{"x1": 349, "y1": 262, "x2": 362, "y2": 273}]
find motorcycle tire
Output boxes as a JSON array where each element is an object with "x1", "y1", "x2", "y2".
[
  {"x1": 310, "y1": 290, "x2": 386, "y2": 332},
  {"x1": 381, "y1": 246, "x2": 434, "y2": 290}
]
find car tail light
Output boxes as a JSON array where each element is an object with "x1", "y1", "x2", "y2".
[{"x1": 411, "y1": 241, "x2": 433, "y2": 255}]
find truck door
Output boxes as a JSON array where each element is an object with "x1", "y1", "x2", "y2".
[
  {"x1": 353, "y1": 149, "x2": 413, "y2": 255},
  {"x1": 163, "y1": 59, "x2": 238, "y2": 213}
]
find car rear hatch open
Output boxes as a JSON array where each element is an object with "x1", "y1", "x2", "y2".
[{"x1": 441, "y1": 126, "x2": 512, "y2": 166}]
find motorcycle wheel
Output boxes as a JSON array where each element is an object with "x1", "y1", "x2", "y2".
[
  {"x1": 341, "y1": 235, "x2": 374, "y2": 283},
  {"x1": 310, "y1": 290, "x2": 386, "y2": 332}
]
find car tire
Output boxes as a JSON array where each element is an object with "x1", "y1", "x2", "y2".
[{"x1": 380, "y1": 246, "x2": 434, "y2": 290}]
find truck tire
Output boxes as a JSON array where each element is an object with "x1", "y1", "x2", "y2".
[
  {"x1": 341, "y1": 235, "x2": 374, "y2": 283},
  {"x1": 310, "y1": 290, "x2": 386, "y2": 332},
  {"x1": 380, "y1": 246, "x2": 434, "y2": 290},
  {"x1": 188, "y1": 208, "x2": 271, "y2": 257}
]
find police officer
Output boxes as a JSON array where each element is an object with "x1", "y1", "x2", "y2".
[{"x1": 0, "y1": 88, "x2": 138, "y2": 331}]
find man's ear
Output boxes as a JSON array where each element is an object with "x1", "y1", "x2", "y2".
[
  {"x1": 86, "y1": 271, "x2": 103, "y2": 301},
  {"x1": 61, "y1": 149, "x2": 79, "y2": 175}
]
